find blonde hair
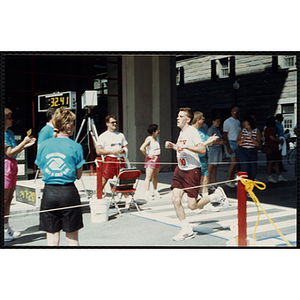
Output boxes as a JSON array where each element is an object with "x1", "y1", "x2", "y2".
[
  {"x1": 5, "y1": 108, "x2": 12, "y2": 119},
  {"x1": 192, "y1": 111, "x2": 204, "y2": 125},
  {"x1": 52, "y1": 108, "x2": 75, "y2": 137}
]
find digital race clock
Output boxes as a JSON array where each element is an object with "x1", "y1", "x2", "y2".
[{"x1": 38, "y1": 91, "x2": 76, "y2": 112}]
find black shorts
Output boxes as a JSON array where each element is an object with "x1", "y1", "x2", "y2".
[
  {"x1": 267, "y1": 149, "x2": 281, "y2": 162},
  {"x1": 171, "y1": 166, "x2": 201, "y2": 199},
  {"x1": 39, "y1": 183, "x2": 83, "y2": 233}
]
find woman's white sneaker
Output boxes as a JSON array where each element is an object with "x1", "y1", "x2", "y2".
[
  {"x1": 268, "y1": 176, "x2": 277, "y2": 183},
  {"x1": 278, "y1": 175, "x2": 288, "y2": 182}
]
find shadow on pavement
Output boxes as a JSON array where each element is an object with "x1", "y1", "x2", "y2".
[{"x1": 4, "y1": 230, "x2": 46, "y2": 246}]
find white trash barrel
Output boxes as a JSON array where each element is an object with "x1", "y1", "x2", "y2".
[{"x1": 90, "y1": 198, "x2": 110, "y2": 223}]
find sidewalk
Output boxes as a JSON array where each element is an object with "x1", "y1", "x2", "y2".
[{"x1": 5, "y1": 151, "x2": 297, "y2": 247}]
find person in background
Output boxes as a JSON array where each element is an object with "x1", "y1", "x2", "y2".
[
  {"x1": 96, "y1": 115, "x2": 132, "y2": 209},
  {"x1": 247, "y1": 110, "x2": 257, "y2": 125},
  {"x1": 140, "y1": 124, "x2": 161, "y2": 201},
  {"x1": 264, "y1": 116, "x2": 287, "y2": 183},
  {"x1": 191, "y1": 111, "x2": 219, "y2": 212},
  {"x1": 4, "y1": 108, "x2": 36, "y2": 242},
  {"x1": 275, "y1": 113, "x2": 286, "y2": 171},
  {"x1": 284, "y1": 129, "x2": 291, "y2": 151},
  {"x1": 202, "y1": 121, "x2": 208, "y2": 133},
  {"x1": 237, "y1": 116, "x2": 261, "y2": 181},
  {"x1": 35, "y1": 108, "x2": 85, "y2": 246},
  {"x1": 223, "y1": 107, "x2": 241, "y2": 188},
  {"x1": 37, "y1": 107, "x2": 56, "y2": 146},
  {"x1": 207, "y1": 116, "x2": 225, "y2": 191}
]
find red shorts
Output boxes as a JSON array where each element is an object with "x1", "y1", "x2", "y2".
[
  {"x1": 171, "y1": 166, "x2": 201, "y2": 199},
  {"x1": 144, "y1": 155, "x2": 160, "y2": 169},
  {"x1": 102, "y1": 156, "x2": 126, "y2": 179},
  {"x1": 5, "y1": 158, "x2": 18, "y2": 189}
]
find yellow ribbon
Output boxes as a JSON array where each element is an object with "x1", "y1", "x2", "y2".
[{"x1": 239, "y1": 177, "x2": 292, "y2": 247}]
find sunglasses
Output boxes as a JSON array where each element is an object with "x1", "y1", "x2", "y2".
[{"x1": 111, "y1": 121, "x2": 117, "y2": 124}]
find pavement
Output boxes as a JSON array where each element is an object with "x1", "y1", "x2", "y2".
[{"x1": 3, "y1": 152, "x2": 297, "y2": 247}]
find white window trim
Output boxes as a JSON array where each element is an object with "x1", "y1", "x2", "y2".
[
  {"x1": 278, "y1": 55, "x2": 297, "y2": 71},
  {"x1": 216, "y1": 57, "x2": 229, "y2": 78},
  {"x1": 276, "y1": 97, "x2": 297, "y2": 136}
]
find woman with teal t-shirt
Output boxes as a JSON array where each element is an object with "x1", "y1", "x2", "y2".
[{"x1": 35, "y1": 108, "x2": 85, "y2": 246}]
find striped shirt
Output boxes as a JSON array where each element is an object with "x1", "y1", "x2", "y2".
[{"x1": 239, "y1": 128, "x2": 258, "y2": 148}]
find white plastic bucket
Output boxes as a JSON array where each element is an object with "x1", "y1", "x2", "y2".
[{"x1": 90, "y1": 198, "x2": 110, "y2": 223}]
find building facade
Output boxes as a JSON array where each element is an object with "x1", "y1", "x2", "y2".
[{"x1": 176, "y1": 54, "x2": 298, "y2": 134}]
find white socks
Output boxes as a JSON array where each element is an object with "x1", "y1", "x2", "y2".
[{"x1": 181, "y1": 219, "x2": 191, "y2": 231}]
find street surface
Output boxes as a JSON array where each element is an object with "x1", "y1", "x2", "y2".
[{"x1": 3, "y1": 152, "x2": 297, "y2": 247}]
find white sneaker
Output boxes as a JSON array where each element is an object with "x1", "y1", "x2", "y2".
[
  {"x1": 212, "y1": 187, "x2": 229, "y2": 210},
  {"x1": 4, "y1": 230, "x2": 14, "y2": 242},
  {"x1": 268, "y1": 176, "x2": 277, "y2": 183},
  {"x1": 203, "y1": 202, "x2": 219, "y2": 212},
  {"x1": 7, "y1": 226, "x2": 21, "y2": 238},
  {"x1": 173, "y1": 229, "x2": 195, "y2": 241},
  {"x1": 225, "y1": 182, "x2": 235, "y2": 188},
  {"x1": 278, "y1": 175, "x2": 288, "y2": 182},
  {"x1": 153, "y1": 190, "x2": 161, "y2": 199}
]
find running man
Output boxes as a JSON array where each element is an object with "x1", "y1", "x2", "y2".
[{"x1": 165, "y1": 108, "x2": 229, "y2": 241}]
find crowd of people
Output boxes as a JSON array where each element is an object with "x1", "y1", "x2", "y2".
[{"x1": 4, "y1": 105, "x2": 293, "y2": 244}]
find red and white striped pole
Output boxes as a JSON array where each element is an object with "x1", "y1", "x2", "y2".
[
  {"x1": 237, "y1": 171, "x2": 248, "y2": 246},
  {"x1": 96, "y1": 157, "x2": 103, "y2": 199}
]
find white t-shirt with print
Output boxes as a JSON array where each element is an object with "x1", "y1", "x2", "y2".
[
  {"x1": 176, "y1": 126, "x2": 202, "y2": 171},
  {"x1": 96, "y1": 130, "x2": 128, "y2": 158}
]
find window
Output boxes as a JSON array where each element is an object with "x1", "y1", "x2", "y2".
[
  {"x1": 278, "y1": 55, "x2": 296, "y2": 70},
  {"x1": 218, "y1": 58, "x2": 229, "y2": 78},
  {"x1": 282, "y1": 104, "x2": 295, "y2": 133},
  {"x1": 94, "y1": 77, "x2": 108, "y2": 94},
  {"x1": 282, "y1": 104, "x2": 294, "y2": 114},
  {"x1": 211, "y1": 56, "x2": 235, "y2": 80},
  {"x1": 284, "y1": 118, "x2": 293, "y2": 130}
]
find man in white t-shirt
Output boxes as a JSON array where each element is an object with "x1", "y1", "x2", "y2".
[
  {"x1": 165, "y1": 108, "x2": 229, "y2": 241},
  {"x1": 223, "y1": 107, "x2": 241, "y2": 188},
  {"x1": 96, "y1": 115, "x2": 131, "y2": 207}
]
